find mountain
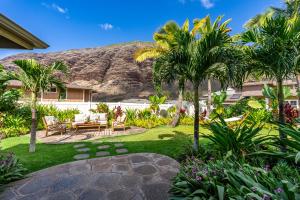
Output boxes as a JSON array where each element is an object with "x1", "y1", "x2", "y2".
[{"x1": 0, "y1": 42, "x2": 220, "y2": 101}]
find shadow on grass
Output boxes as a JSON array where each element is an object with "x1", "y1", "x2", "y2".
[{"x1": 2, "y1": 131, "x2": 193, "y2": 174}]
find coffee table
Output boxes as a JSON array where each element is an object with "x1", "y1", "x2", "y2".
[{"x1": 74, "y1": 122, "x2": 101, "y2": 132}]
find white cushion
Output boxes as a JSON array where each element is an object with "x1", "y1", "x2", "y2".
[
  {"x1": 98, "y1": 113, "x2": 107, "y2": 121},
  {"x1": 116, "y1": 114, "x2": 126, "y2": 123},
  {"x1": 44, "y1": 116, "x2": 57, "y2": 125},
  {"x1": 72, "y1": 121, "x2": 85, "y2": 126},
  {"x1": 90, "y1": 114, "x2": 99, "y2": 122},
  {"x1": 74, "y1": 114, "x2": 87, "y2": 122}
]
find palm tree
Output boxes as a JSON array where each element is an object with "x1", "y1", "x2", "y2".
[
  {"x1": 0, "y1": 59, "x2": 68, "y2": 152},
  {"x1": 135, "y1": 20, "x2": 192, "y2": 127},
  {"x1": 241, "y1": 16, "x2": 299, "y2": 150},
  {"x1": 159, "y1": 16, "x2": 234, "y2": 151},
  {"x1": 245, "y1": 0, "x2": 300, "y2": 109}
]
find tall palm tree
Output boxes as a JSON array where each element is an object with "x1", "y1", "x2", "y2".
[
  {"x1": 0, "y1": 59, "x2": 68, "y2": 152},
  {"x1": 135, "y1": 20, "x2": 192, "y2": 127},
  {"x1": 159, "y1": 16, "x2": 234, "y2": 151},
  {"x1": 241, "y1": 16, "x2": 299, "y2": 150},
  {"x1": 245, "y1": 0, "x2": 300, "y2": 109}
]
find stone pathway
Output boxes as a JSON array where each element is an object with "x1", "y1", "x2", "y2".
[{"x1": 1, "y1": 153, "x2": 179, "y2": 200}]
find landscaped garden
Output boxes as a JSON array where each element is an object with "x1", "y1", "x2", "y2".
[{"x1": 2, "y1": 0, "x2": 300, "y2": 199}]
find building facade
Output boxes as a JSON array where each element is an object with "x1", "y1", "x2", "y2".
[{"x1": 7, "y1": 80, "x2": 92, "y2": 102}]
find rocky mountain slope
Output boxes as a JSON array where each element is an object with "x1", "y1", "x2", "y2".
[{"x1": 0, "y1": 42, "x2": 220, "y2": 101}]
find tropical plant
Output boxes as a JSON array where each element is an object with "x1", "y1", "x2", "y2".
[
  {"x1": 241, "y1": 16, "x2": 299, "y2": 148},
  {"x1": 0, "y1": 84, "x2": 20, "y2": 113},
  {"x1": 284, "y1": 103, "x2": 299, "y2": 124},
  {"x1": 113, "y1": 106, "x2": 123, "y2": 119},
  {"x1": 125, "y1": 109, "x2": 137, "y2": 124},
  {"x1": 262, "y1": 84, "x2": 291, "y2": 111},
  {"x1": 158, "y1": 16, "x2": 239, "y2": 151},
  {"x1": 170, "y1": 158, "x2": 300, "y2": 200},
  {"x1": 0, "y1": 59, "x2": 68, "y2": 152},
  {"x1": 0, "y1": 114, "x2": 29, "y2": 138},
  {"x1": 202, "y1": 116, "x2": 268, "y2": 159},
  {"x1": 273, "y1": 123, "x2": 300, "y2": 164},
  {"x1": 91, "y1": 103, "x2": 109, "y2": 113},
  {"x1": 210, "y1": 91, "x2": 227, "y2": 117},
  {"x1": 148, "y1": 95, "x2": 167, "y2": 114},
  {"x1": 0, "y1": 153, "x2": 26, "y2": 186},
  {"x1": 138, "y1": 108, "x2": 152, "y2": 120},
  {"x1": 135, "y1": 20, "x2": 191, "y2": 127}
]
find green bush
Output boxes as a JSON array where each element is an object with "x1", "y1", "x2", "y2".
[
  {"x1": 138, "y1": 108, "x2": 152, "y2": 119},
  {"x1": 170, "y1": 159, "x2": 300, "y2": 200},
  {"x1": 91, "y1": 103, "x2": 109, "y2": 113},
  {"x1": 202, "y1": 116, "x2": 269, "y2": 159},
  {"x1": 0, "y1": 114, "x2": 29, "y2": 138},
  {"x1": 0, "y1": 153, "x2": 26, "y2": 186},
  {"x1": 180, "y1": 116, "x2": 194, "y2": 125},
  {"x1": 125, "y1": 109, "x2": 138, "y2": 125}
]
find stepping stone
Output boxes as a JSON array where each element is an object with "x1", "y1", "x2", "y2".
[
  {"x1": 96, "y1": 151, "x2": 110, "y2": 157},
  {"x1": 97, "y1": 145, "x2": 111, "y2": 150},
  {"x1": 73, "y1": 144, "x2": 85, "y2": 148},
  {"x1": 116, "y1": 148, "x2": 128, "y2": 154},
  {"x1": 114, "y1": 143, "x2": 124, "y2": 147},
  {"x1": 92, "y1": 140, "x2": 103, "y2": 144},
  {"x1": 76, "y1": 148, "x2": 90, "y2": 152},
  {"x1": 73, "y1": 154, "x2": 90, "y2": 160}
]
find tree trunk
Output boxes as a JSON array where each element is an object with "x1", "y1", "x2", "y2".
[
  {"x1": 277, "y1": 80, "x2": 286, "y2": 152},
  {"x1": 29, "y1": 92, "x2": 37, "y2": 153},
  {"x1": 171, "y1": 88, "x2": 183, "y2": 127},
  {"x1": 193, "y1": 84, "x2": 200, "y2": 151},
  {"x1": 296, "y1": 75, "x2": 300, "y2": 110},
  {"x1": 207, "y1": 78, "x2": 212, "y2": 117}
]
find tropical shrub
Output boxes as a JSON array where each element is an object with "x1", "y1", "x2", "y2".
[
  {"x1": 112, "y1": 106, "x2": 123, "y2": 119},
  {"x1": 125, "y1": 109, "x2": 137, "y2": 124},
  {"x1": 149, "y1": 95, "x2": 167, "y2": 114},
  {"x1": 210, "y1": 91, "x2": 227, "y2": 117},
  {"x1": 91, "y1": 103, "x2": 109, "y2": 113},
  {"x1": 167, "y1": 106, "x2": 177, "y2": 117},
  {"x1": 0, "y1": 153, "x2": 26, "y2": 186},
  {"x1": 0, "y1": 89, "x2": 20, "y2": 113},
  {"x1": 284, "y1": 103, "x2": 299, "y2": 124},
  {"x1": 138, "y1": 108, "x2": 152, "y2": 119},
  {"x1": 170, "y1": 158, "x2": 300, "y2": 200},
  {"x1": 180, "y1": 116, "x2": 194, "y2": 125},
  {"x1": 202, "y1": 117, "x2": 268, "y2": 159},
  {"x1": 0, "y1": 114, "x2": 29, "y2": 138}
]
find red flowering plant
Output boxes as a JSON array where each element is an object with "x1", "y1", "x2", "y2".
[
  {"x1": 113, "y1": 106, "x2": 123, "y2": 119},
  {"x1": 284, "y1": 103, "x2": 299, "y2": 124}
]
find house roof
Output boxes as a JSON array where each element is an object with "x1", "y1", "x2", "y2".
[
  {"x1": 7, "y1": 80, "x2": 92, "y2": 90},
  {"x1": 0, "y1": 14, "x2": 49, "y2": 49}
]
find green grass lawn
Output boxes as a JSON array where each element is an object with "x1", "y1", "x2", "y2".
[{"x1": 0, "y1": 125, "x2": 277, "y2": 174}]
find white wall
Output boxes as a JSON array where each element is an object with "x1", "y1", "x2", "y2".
[{"x1": 39, "y1": 101, "x2": 175, "y2": 114}]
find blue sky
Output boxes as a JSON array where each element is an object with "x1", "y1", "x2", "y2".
[{"x1": 1, "y1": 0, "x2": 281, "y2": 58}]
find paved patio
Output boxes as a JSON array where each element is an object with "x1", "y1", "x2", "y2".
[
  {"x1": 37, "y1": 126, "x2": 146, "y2": 144},
  {"x1": 1, "y1": 153, "x2": 179, "y2": 200}
]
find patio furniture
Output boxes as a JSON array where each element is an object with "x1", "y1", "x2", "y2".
[
  {"x1": 112, "y1": 114, "x2": 126, "y2": 132},
  {"x1": 42, "y1": 116, "x2": 67, "y2": 136},
  {"x1": 72, "y1": 113, "x2": 108, "y2": 132}
]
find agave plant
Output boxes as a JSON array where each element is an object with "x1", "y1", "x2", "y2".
[{"x1": 202, "y1": 116, "x2": 269, "y2": 159}]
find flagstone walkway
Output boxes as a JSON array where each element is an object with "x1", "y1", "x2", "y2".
[{"x1": 1, "y1": 153, "x2": 179, "y2": 200}]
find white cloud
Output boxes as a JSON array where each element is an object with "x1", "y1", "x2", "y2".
[
  {"x1": 178, "y1": 0, "x2": 214, "y2": 9},
  {"x1": 200, "y1": 0, "x2": 214, "y2": 9},
  {"x1": 42, "y1": 2, "x2": 69, "y2": 17},
  {"x1": 100, "y1": 23, "x2": 114, "y2": 31}
]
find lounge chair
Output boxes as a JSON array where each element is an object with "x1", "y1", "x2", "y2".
[
  {"x1": 112, "y1": 114, "x2": 126, "y2": 132},
  {"x1": 42, "y1": 116, "x2": 67, "y2": 136}
]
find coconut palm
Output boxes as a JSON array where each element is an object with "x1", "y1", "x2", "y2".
[
  {"x1": 135, "y1": 20, "x2": 192, "y2": 127},
  {"x1": 241, "y1": 16, "x2": 300, "y2": 149},
  {"x1": 0, "y1": 59, "x2": 68, "y2": 152}
]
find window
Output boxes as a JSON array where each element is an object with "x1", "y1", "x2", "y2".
[
  {"x1": 59, "y1": 90, "x2": 66, "y2": 100},
  {"x1": 47, "y1": 87, "x2": 57, "y2": 93}
]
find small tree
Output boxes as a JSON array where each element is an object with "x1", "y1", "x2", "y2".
[{"x1": 0, "y1": 59, "x2": 68, "y2": 152}]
